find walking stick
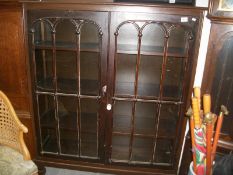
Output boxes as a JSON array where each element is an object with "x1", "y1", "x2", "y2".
[
  {"x1": 194, "y1": 87, "x2": 201, "y2": 111},
  {"x1": 203, "y1": 94, "x2": 211, "y2": 114},
  {"x1": 212, "y1": 105, "x2": 228, "y2": 162},
  {"x1": 205, "y1": 113, "x2": 214, "y2": 175},
  {"x1": 192, "y1": 97, "x2": 201, "y2": 129}
]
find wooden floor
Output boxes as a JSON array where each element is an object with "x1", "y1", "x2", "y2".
[{"x1": 46, "y1": 167, "x2": 114, "y2": 175}]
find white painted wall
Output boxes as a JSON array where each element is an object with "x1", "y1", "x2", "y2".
[
  {"x1": 177, "y1": 11, "x2": 211, "y2": 174},
  {"x1": 196, "y1": 0, "x2": 209, "y2": 7}
]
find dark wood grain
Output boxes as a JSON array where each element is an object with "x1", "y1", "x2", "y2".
[
  {"x1": 0, "y1": 1, "x2": 205, "y2": 174},
  {"x1": 0, "y1": 2, "x2": 36, "y2": 159}
]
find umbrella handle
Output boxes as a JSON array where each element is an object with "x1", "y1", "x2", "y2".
[
  {"x1": 194, "y1": 87, "x2": 201, "y2": 110},
  {"x1": 192, "y1": 97, "x2": 200, "y2": 129},
  {"x1": 203, "y1": 94, "x2": 211, "y2": 114}
]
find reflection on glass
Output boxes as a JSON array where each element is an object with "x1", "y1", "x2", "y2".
[
  {"x1": 113, "y1": 101, "x2": 132, "y2": 133},
  {"x1": 154, "y1": 139, "x2": 173, "y2": 163},
  {"x1": 38, "y1": 94, "x2": 55, "y2": 128},
  {"x1": 134, "y1": 102, "x2": 157, "y2": 135},
  {"x1": 115, "y1": 54, "x2": 137, "y2": 95},
  {"x1": 60, "y1": 130, "x2": 78, "y2": 155},
  {"x1": 41, "y1": 128, "x2": 58, "y2": 153},
  {"x1": 138, "y1": 55, "x2": 162, "y2": 97},
  {"x1": 131, "y1": 137, "x2": 154, "y2": 162},
  {"x1": 35, "y1": 49, "x2": 53, "y2": 90},
  {"x1": 111, "y1": 135, "x2": 130, "y2": 160},
  {"x1": 80, "y1": 52, "x2": 99, "y2": 95},
  {"x1": 56, "y1": 51, "x2": 77, "y2": 93},
  {"x1": 157, "y1": 104, "x2": 179, "y2": 138},
  {"x1": 80, "y1": 23, "x2": 99, "y2": 51},
  {"x1": 115, "y1": 21, "x2": 137, "y2": 99},
  {"x1": 80, "y1": 23, "x2": 100, "y2": 95},
  {"x1": 38, "y1": 94, "x2": 58, "y2": 153},
  {"x1": 211, "y1": 37, "x2": 233, "y2": 135},
  {"x1": 56, "y1": 19, "x2": 76, "y2": 47},
  {"x1": 168, "y1": 27, "x2": 186, "y2": 55},
  {"x1": 80, "y1": 99, "x2": 99, "y2": 157},
  {"x1": 117, "y1": 23, "x2": 138, "y2": 53},
  {"x1": 33, "y1": 21, "x2": 52, "y2": 46},
  {"x1": 58, "y1": 96, "x2": 77, "y2": 130},
  {"x1": 141, "y1": 23, "x2": 165, "y2": 54},
  {"x1": 163, "y1": 57, "x2": 184, "y2": 99}
]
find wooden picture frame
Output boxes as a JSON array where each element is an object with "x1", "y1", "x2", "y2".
[
  {"x1": 218, "y1": 0, "x2": 233, "y2": 11},
  {"x1": 209, "y1": 0, "x2": 233, "y2": 19}
]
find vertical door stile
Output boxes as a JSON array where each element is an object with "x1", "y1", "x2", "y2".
[
  {"x1": 113, "y1": 31, "x2": 118, "y2": 98},
  {"x1": 31, "y1": 28, "x2": 37, "y2": 88},
  {"x1": 31, "y1": 27, "x2": 44, "y2": 152},
  {"x1": 41, "y1": 22, "x2": 47, "y2": 80},
  {"x1": 128, "y1": 26, "x2": 142, "y2": 162},
  {"x1": 76, "y1": 21, "x2": 81, "y2": 157},
  {"x1": 108, "y1": 30, "x2": 118, "y2": 161},
  {"x1": 173, "y1": 29, "x2": 193, "y2": 162},
  {"x1": 97, "y1": 29, "x2": 103, "y2": 158},
  {"x1": 181, "y1": 30, "x2": 193, "y2": 103},
  {"x1": 53, "y1": 20, "x2": 61, "y2": 154},
  {"x1": 152, "y1": 25, "x2": 169, "y2": 163}
]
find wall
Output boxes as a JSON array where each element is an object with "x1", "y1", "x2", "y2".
[
  {"x1": 196, "y1": 0, "x2": 209, "y2": 7},
  {"x1": 177, "y1": 10, "x2": 211, "y2": 174}
]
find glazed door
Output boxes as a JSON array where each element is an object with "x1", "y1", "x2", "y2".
[
  {"x1": 107, "y1": 12, "x2": 197, "y2": 167},
  {"x1": 27, "y1": 10, "x2": 108, "y2": 161}
]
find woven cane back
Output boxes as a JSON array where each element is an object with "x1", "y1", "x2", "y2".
[{"x1": 0, "y1": 91, "x2": 31, "y2": 160}]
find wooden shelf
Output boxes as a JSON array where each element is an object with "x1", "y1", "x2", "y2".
[
  {"x1": 111, "y1": 136, "x2": 173, "y2": 164},
  {"x1": 117, "y1": 44, "x2": 187, "y2": 57},
  {"x1": 218, "y1": 134, "x2": 233, "y2": 151},
  {"x1": 40, "y1": 110, "x2": 98, "y2": 132},
  {"x1": 113, "y1": 114, "x2": 156, "y2": 135},
  {"x1": 115, "y1": 81, "x2": 181, "y2": 100},
  {"x1": 37, "y1": 78, "x2": 99, "y2": 95},
  {"x1": 41, "y1": 133, "x2": 98, "y2": 157},
  {"x1": 34, "y1": 41, "x2": 100, "y2": 52}
]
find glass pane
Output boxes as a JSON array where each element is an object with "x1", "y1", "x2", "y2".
[
  {"x1": 138, "y1": 55, "x2": 162, "y2": 97},
  {"x1": 41, "y1": 128, "x2": 58, "y2": 153},
  {"x1": 38, "y1": 94, "x2": 58, "y2": 153},
  {"x1": 135, "y1": 102, "x2": 158, "y2": 135},
  {"x1": 80, "y1": 23, "x2": 99, "y2": 51},
  {"x1": 154, "y1": 139, "x2": 173, "y2": 164},
  {"x1": 131, "y1": 137, "x2": 154, "y2": 162},
  {"x1": 33, "y1": 21, "x2": 52, "y2": 46},
  {"x1": 111, "y1": 135, "x2": 130, "y2": 161},
  {"x1": 80, "y1": 98, "x2": 99, "y2": 157},
  {"x1": 38, "y1": 94, "x2": 55, "y2": 128},
  {"x1": 80, "y1": 52, "x2": 99, "y2": 95},
  {"x1": 56, "y1": 51, "x2": 77, "y2": 93},
  {"x1": 55, "y1": 19, "x2": 76, "y2": 48},
  {"x1": 113, "y1": 101, "x2": 132, "y2": 133},
  {"x1": 117, "y1": 23, "x2": 138, "y2": 53},
  {"x1": 35, "y1": 49, "x2": 53, "y2": 90},
  {"x1": 168, "y1": 27, "x2": 186, "y2": 55},
  {"x1": 141, "y1": 23, "x2": 165, "y2": 54},
  {"x1": 163, "y1": 57, "x2": 184, "y2": 99},
  {"x1": 157, "y1": 104, "x2": 179, "y2": 138},
  {"x1": 60, "y1": 130, "x2": 78, "y2": 155},
  {"x1": 115, "y1": 54, "x2": 137, "y2": 95},
  {"x1": 115, "y1": 23, "x2": 138, "y2": 96},
  {"x1": 58, "y1": 96, "x2": 78, "y2": 155},
  {"x1": 58, "y1": 96, "x2": 77, "y2": 130},
  {"x1": 212, "y1": 37, "x2": 233, "y2": 136}
]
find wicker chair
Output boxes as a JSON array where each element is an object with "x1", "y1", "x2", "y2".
[{"x1": 0, "y1": 90, "x2": 38, "y2": 175}]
